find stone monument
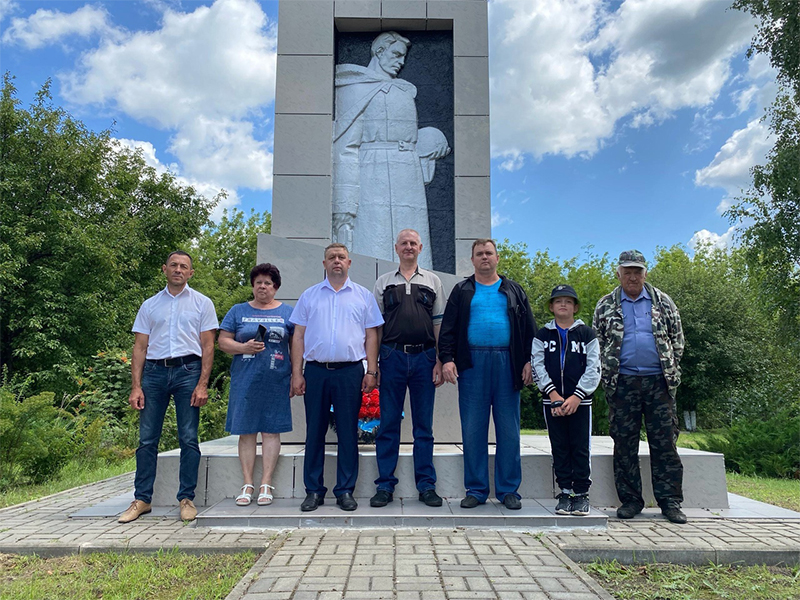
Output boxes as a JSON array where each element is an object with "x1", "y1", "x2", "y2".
[
  {"x1": 332, "y1": 31, "x2": 451, "y2": 269},
  {"x1": 258, "y1": 0, "x2": 492, "y2": 443}
]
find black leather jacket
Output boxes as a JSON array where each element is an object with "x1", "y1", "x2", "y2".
[{"x1": 438, "y1": 275, "x2": 536, "y2": 391}]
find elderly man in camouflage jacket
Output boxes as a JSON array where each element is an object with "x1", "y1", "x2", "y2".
[{"x1": 593, "y1": 250, "x2": 687, "y2": 524}]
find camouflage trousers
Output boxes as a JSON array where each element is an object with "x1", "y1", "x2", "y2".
[{"x1": 607, "y1": 374, "x2": 683, "y2": 507}]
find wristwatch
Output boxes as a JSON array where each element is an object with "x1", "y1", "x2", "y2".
[{"x1": 366, "y1": 371, "x2": 378, "y2": 378}]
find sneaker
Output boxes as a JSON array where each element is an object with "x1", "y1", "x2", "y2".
[
  {"x1": 419, "y1": 489, "x2": 443, "y2": 507},
  {"x1": 555, "y1": 493, "x2": 572, "y2": 515},
  {"x1": 370, "y1": 490, "x2": 393, "y2": 507},
  {"x1": 460, "y1": 495, "x2": 481, "y2": 509},
  {"x1": 571, "y1": 494, "x2": 590, "y2": 516},
  {"x1": 179, "y1": 498, "x2": 197, "y2": 521},
  {"x1": 616, "y1": 502, "x2": 643, "y2": 519},
  {"x1": 661, "y1": 502, "x2": 687, "y2": 524},
  {"x1": 502, "y1": 495, "x2": 522, "y2": 510},
  {"x1": 118, "y1": 500, "x2": 151, "y2": 523}
]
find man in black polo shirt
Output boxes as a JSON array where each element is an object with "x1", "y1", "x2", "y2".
[{"x1": 370, "y1": 229, "x2": 447, "y2": 508}]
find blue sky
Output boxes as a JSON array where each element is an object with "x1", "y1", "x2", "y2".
[{"x1": 0, "y1": 0, "x2": 775, "y2": 265}]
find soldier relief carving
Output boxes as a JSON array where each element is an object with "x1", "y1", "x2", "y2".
[{"x1": 332, "y1": 31, "x2": 451, "y2": 269}]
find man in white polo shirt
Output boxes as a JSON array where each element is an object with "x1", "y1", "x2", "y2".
[
  {"x1": 290, "y1": 243, "x2": 384, "y2": 512},
  {"x1": 119, "y1": 250, "x2": 218, "y2": 523}
]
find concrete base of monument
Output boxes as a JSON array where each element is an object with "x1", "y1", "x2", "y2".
[{"x1": 150, "y1": 435, "x2": 729, "y2": 515}]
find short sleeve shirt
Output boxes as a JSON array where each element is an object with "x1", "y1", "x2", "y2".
[
  {"x1": 373, "y1": 267, "x2": 446, "y2": 346},
  {"x1": 290, "y1": 277, "x2": 384, "y2": 362},
  {"x1": 132, "y1": 285, "x2": 218, "y2": 359}
]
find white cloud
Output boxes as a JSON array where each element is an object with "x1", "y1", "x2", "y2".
[
  {"x1": 498, "y1": 152, "x2": 525, "y2": 172},
  {"x1": 689, "y1": 226, "x2": 736, "y2": 250},
  {"x1": 0, "y1": 0, "x2": 17, "y2": 24},
  {"x1": 491, "y1": 210, "x2": 513, "y2": 228},
  {"x1": 2, "y1": 4, "x2": 118, "y2": 49},
  {"x1": 489, "y1": 0, "x2": 755, "y2": 161},
  {"x1": 169, "y1": 117, "x2": 273, "y2": 190},
  {"x1": 694, "y1": 117, "x2": 772, "y2": 210},
  {"x1": 60, "y1": 0, "x2": 277, "y2": 192},
  {"x1": 114, "y1": 137, "x2": 240, "y2": 219}
]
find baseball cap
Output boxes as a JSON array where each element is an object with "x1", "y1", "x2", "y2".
[
  {"x1": 618, "y1": 250, "x2": 647, "y2": 269},
  {"x1": 549, "y1": 284, "x2": 579, "y2": 304}
]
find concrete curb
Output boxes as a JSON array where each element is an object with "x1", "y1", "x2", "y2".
[
  {"x1": 222, "y1": 533, "x2": 289, "y2": 600},
  {"x1": 544, "y1": 543, "x2": 617, "y2": 600},
  {"x1": 562, "y1": 547, "x2": 800, "y2": 567}
]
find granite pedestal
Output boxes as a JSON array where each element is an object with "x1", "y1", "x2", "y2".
[{"x1": 151, "y1": 434, "x2": 729, "y2": 511}]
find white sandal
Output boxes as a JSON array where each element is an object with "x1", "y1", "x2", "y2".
[
  {"x1": 257, "y1": 484, "x2": 275, "y2": 506},
  {"x1": 235, "y1": 484, "x2": 255, "y2": 506}
]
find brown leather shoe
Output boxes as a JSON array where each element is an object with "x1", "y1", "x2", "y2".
[
  {"x1": 118, "y1": 500, "x2": 152, "y2": 523},
  {"x1": 179, "y1": 498, "x2": 197, "y2": 521}
]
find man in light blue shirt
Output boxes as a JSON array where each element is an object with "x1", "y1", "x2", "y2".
[
  {"x1": 619, "y1": 286, "x2": 662, "y2": 376},
  {"x1": 120, "y1": 250, "x2": 218, "y2": 524},
  {"x1": 290, "y1": 243, "x2": 384, "y2": 512}
]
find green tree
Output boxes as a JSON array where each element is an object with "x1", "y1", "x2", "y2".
[
  {"x1": 648, "y1": 244, "x2": 775, "y2": 425},
  {"x1": 729, "y1": 0, "x2": 800, "y2": 336},
  {"x1": 189, "y1": 207, "x2": 272, "y2": 320},
  {"x1": 0, "y1": 75, "x2": 216, "y2": 386}
]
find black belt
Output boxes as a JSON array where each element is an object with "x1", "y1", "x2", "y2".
[
  {"x1": 384, "y1": 341, "x2": 435, "y2": 354},
  {"x1": 147, "y1": 355, "x2": 201, "y2": 367},
  {"x1": 307, "y1": 360, "x2": 361, "y2": 370}
]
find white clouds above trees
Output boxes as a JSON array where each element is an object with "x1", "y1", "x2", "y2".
[
  {"x1": 489, "y1": 0, "x2": 754, "y2": 165},
  {"x1": 9, "y1": 0, "x2": 278, "y2": 200}
]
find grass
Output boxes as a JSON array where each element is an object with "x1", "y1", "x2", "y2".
[
  {"x1": 725, "y1": 472, "x2": 800, "y2": 513},
  {"x1": 520, "y1": 428, "x2": 548, "y2": 435},
  {"x1": 0, "y1": 548, "x2": 255, "y2": 600},
  {"x1": 676, "y1": 430, "x2": 718, "y2": 449},
  {"x1": 584, "y1": 561, "x2": 800, "y2": 600},
  {"x1": 0, "y1": 457, "x2": 135, "y2": 509}
]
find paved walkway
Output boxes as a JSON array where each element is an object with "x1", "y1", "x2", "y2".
[{"x1": 1, "y1": 473, "x2": 798, "y2": 599}]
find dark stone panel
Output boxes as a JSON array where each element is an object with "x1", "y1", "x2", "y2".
[{"x1": 335, "y1": 29, "x2": 455, "y2": 273}]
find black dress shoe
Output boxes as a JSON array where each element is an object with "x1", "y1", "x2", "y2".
[
  {"x1": 370, "y1": 490, "x2": 393, "y2": 507},
  {"x1": 336, "y1": 493, "x2": 358, "y2": 511},
  {"x1": 502, "y1": 495, "x2": 522, "y2": 510},
  {"x1": 460, "y1": 495, "x2": 481, "y2": 509},
  {"x1": 419, "y1": 489, "x2": 443, "y2": 507},
  {"x1": 300, "y1": 493, "x2": 324, "y2": 512}
]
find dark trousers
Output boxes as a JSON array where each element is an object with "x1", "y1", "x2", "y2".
[
  {"x1": 608, "y1": 374, "x2": 683, "y2": 507},
  {"x1": 544, "y1": 404, "x2": 592, "y2": 495},
  {"x1": 374, "y1": 345, "x2": 437, "y2": 493},
  {"x1": 303, "y1": 361, "x2": 363, "y2": 497}
]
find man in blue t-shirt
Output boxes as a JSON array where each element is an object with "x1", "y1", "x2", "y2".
[{"x1": 439, "y1": 239, "x2": 536, "y2": 509}]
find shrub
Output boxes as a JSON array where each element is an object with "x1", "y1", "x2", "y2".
[
  {"x1": 0, "y1": 389, "x2": 74, "y2": 489},
  {"x1": 699, "y1": 406, "x2": 800, "y2": 478}
]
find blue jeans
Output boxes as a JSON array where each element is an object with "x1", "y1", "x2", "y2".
[
  {"x1": 458, "y1": 348, "x2": 521, "y2": 502},
  {"x1": 135, "y1": 361, "x2": 201, "y2": 503},
  {"x1": 374, "y1": 345, "x2": 437, "y2": 493}
]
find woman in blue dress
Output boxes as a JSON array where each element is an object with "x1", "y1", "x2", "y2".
[{"x1": 219, "y1": 263, "x2": 294, "y2": 506}]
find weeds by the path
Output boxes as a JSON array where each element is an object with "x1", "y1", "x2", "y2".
[
  {"x1": 584, "y1": 561, "x2": 800, "y2": 600},
  {"x1": 0, "y1": 548, "x2": 255, "y2": 600}
]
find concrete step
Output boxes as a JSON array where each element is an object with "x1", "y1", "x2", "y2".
[
  {"x1": 194, "y1": 496, "x2": 608, "y2": 529},
  {"x1": 152, "y1": 435, "x2": 729, "y2": 510}
]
